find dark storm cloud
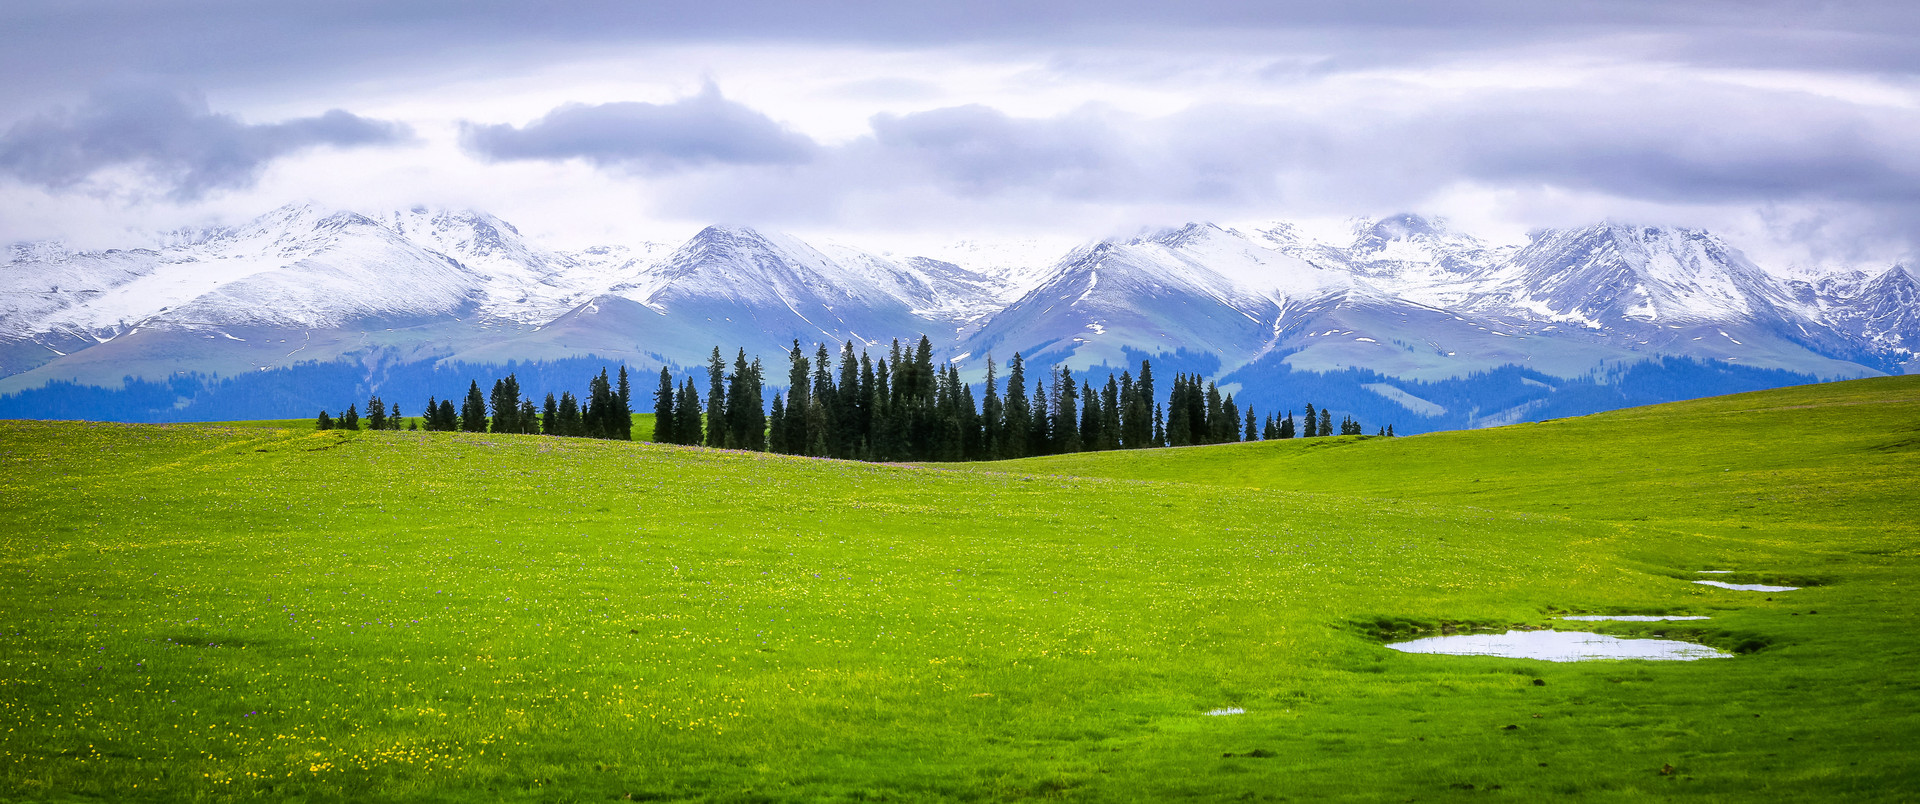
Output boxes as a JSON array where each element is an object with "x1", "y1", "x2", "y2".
[
  {"x1": 0, "y1": 86, "x2": 411, "y2": 200},
  {"x1": 4, "y1": 1, "x2": 1918, "y2": 102},
  {"x1": 460, "y1": 85, "x2": 817, "y2": 172}
]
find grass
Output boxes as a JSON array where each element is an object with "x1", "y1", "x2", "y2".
[{"x1": 1, "y1": 378, "x2": 1915, "y2": 801}]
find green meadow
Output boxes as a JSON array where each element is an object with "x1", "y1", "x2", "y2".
[{"x1": 1, "y1": 376, "x2": 1916, "y2": 801}]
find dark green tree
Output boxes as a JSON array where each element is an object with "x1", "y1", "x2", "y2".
[
  {"x1": 542, "y1": 393, "x2": 560, "y2": 436},
  {"x1": 1302, "y1": 403, "x2": 1318, "y2": 437},
  {"x1": 1001, "y1": 353, "x2": 1030, "y2": 459},
  {"x1": 705, "y1": 348, "x2": 726, "y2": 448},
  {"x1": 1320, "y1": 407, "x2": 1334, "y2": 438},
  {"x1": 366, "y1": 395, "x2": 386, "y2": 430},
  {"x1": 341, "y1": 404, "x2": 360, "y2": 431},
  {"x1": 315, "y1": 410, "x2": 333, "y2": 430},
  {"x1": 615, "y1": 365, "x2": 633, "y2": 440},
  {"x1": 461, "y1": 381, "x2": 488, "y2": 432},
  {"x1": 653, "y1": 368, "x2": 676, "y2": 444}
]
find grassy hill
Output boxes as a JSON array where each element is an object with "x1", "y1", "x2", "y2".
[{"x1": 1, "y1": 378, "x2": 1915, "y2": 801}]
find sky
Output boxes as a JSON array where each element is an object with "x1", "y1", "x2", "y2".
[{"x1": 2, "y1": 1, "x2": 1917, "y2": 270}]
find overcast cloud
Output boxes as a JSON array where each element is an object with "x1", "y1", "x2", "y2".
[
  {"x1": 1, "y1": 2, "x2": 1917, "y2": 267},
  {"x1": 0, "y1": 85, "x2": 410, "y2": 201}
]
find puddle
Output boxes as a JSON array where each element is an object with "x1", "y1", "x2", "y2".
[
  {"x1": 1694, "y1": 580, "x2": 1799, "y2": 592},
  {"x1": 1697, "y1": 570, "x2": 1734, "y2": 574},
  {"x1": 1204, "y1": 707, "x2": 1245, "y2": 716},
  {"x1": 1561, "y1": 615, "x2": 1710, "y2": 622},
  {"x1": 1386, "y1": 630, "x2": 1729, "y2": 662}
]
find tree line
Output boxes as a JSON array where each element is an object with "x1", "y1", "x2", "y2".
[
  {"x1": 653, "y1": 336, "x2": 1389, "y2": 462},
  {"x1": 314, "y1": 336, "x2": 1392, "y2": 454},
  {"x1": 316, "y1": 368, "x2": 634, "y2": 439}
]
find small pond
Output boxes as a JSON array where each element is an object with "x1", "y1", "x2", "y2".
[
  {"x1": 1560, "y1": 615, "x2": 1709, "y2": 622},
  {"x1": 1386, "y1": 630, "x2": 1729, "y2": 662},
  {"x1": 1694, "y1": 580, "x2": 1799, "y2": 592}
]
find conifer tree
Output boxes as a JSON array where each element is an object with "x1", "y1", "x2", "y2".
[
  {"x1": 675, "y1": 380, "x2": 702, "y2": 446},
  {"x1": 1002, "y1": 353, "x2": 1030, "y2": 459},
  {"x1": 615, "y1": 366, "x2": 633, "y2": 440},
  {"x1": 421, "y1": 396, "x2": 438, "y2": 431},
  {"x1": 367, "y1": 395, "x2": 386, "y2": 430},
  {"x1": 1219, "y1": 391, "x2": 1239, "y2": 443},
  {"x1": 1302, "y1": 403, "x2": 1318, "y2": 437},
  {"x1": 1078, "y1": 380, "x2": 1100, "y2": 452},
  {"x1": 1152, "y1": 403, "x2": 1166, "y2": 446},
  {"x1": 1167, "y1": 375, "x2": 1191, "y2": 447},
  {"x1": 653, "y1": 368, "x2": 675, "y2": 444},
  {"x1": 316, "y1": 410, "x2": 333, "y2": 430},
  {"x1": 388, "y1": 401, "x2": 403, "y2": 430},
  {"x1": 1320, "y1": 407, "x2": 1334, "y2": 438},
  {"x1": 542, "y1": 393, "x2": 560, "y2": 436},
  {"x1": 437, "y1": 399, "x2": 458, "y2": 432},
  {"x1": 1204, "y1": 383, "x2": 1224, "y2": 444},
  {"x1": 1281, "y1": 411, "x2": 1295, "y2": 439},
  {"x1": 342, "y1": 403, "x2": 360, "y2": 431},
  {"x1": 1054, "y1": 366, "x2": 1081, "y2": 453},
  {"x1": 558, "y1": 391, "x2": 583, "y2": 437},
  {"x1": 1245, "y1": 406, "x2": 1258, "y2": 441},
  {"x1": 584, "y1": 369, "x2": 613, "y2": 439},
  {"x1": 517, "y1": 399, "x2": 538, "y2": 434},
  {"x1": 981, "y1": 355, "x2": 1003, "y2": 459},
  {"x1": 1100, "y1": 376, "x2": 1121, "y2": 451},
  {"x1": 1029, "y1": 377, "x2": 1051, "y2": 456},
  {"x1": 705, "y1": 348, "x2": 726, "y2": 448},
  {"x1": 461, "y1": 381, "x2": 488, "y2": 432},
  {"x1": 1387, "y1": 424, "x2": 1395, "y2": 437},
  {"x1": 767, "y1": 392, "x2": 786, "y2": 453},
  {"x1": 784, "y1": 341, "x2": 809, "y2": 454}
]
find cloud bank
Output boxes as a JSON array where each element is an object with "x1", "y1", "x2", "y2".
[{"x1": 0, "y1": 86, "x2": 411, "y2": 200}]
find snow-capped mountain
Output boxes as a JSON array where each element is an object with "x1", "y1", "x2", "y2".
[{"x1": 0, "y1": 203, "x2": 1912, "y2": 426}]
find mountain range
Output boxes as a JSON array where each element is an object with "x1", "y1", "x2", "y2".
[{"x1": 2, "y1": 203, "x2": 1913, "y2": 431}]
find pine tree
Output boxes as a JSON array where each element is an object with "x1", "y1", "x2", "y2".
[
  {"x1": 1078, "y1": 380, "x2": 1100, "y2": 452},
  {"x1": 438, "y1": 399, "x2": 458, "y2": 432},
  {"x1": 558, "y1": 391, "x2": 583, "y2": 437},
  {"x1": 1100, "y1": 376, "x2": 1121, "y2": 451},
  {"x1": 1302, "y1": 403, "x2": 1317, "y2": 438},
  {"x1": 1167, "y1": 375, "x2": 1191, "y2": 447},
  {"x1": 542, "y1": 393, "x2": 560, "y2": 436},
  {"x1": 1152, "y1": 403, "x2": 1166, "y2": 446},
  {"x1": 461, "y1": 381, "x2": 488, "y2": 432},
  {"x1": 315, "y1": 410, "x2": 333, "y2": 430},
  {"x1": 1281, "y1": 411, "x2": 1295, "y2": 439},
  {"x1": 615, "y1": 366, "x2": 633, "y2": 440},
  {"x1": 1029, "y1": 377, "x2": 1051, "y2": 456},
  {"x1": 767, "y1": 392, "x2": 786, "y2": 453},
  {"x1": 705, "y1": 348, "x2": 726, "y2": 448},
  {"x1": 784, "y1": 342, "x2": 809, "y2": 455},
  {"x1": 1245, "y1": 406, "x2": 1258, "y2": 441},
  {"x1": 388, "y1": 401, "x2": 403, "y2": 430},
  {"x1": 421, "y1": 396, "x2": 438, "y2": 431},
  {"x1": 341, "y1": 404, "x2": 360, "y2": 431},
  {"x1": 1387, "y1": 424, "x2": 1395, "y2": 437},
  {"x1": 981, "y1": 355, "x2": 1003, "y2": 460},
  {"x1": 517, "y1": 399, "x2": 538, "y2": 434},
  {"x1": 1002, "y1": 353, "x2": 1030, "y2": 459},
  {"x1": 1219, "y1": 391, "x2": 1239, "y2": 443},
  {"x1": 1054, "y1": 366, "x2": 1081, "y2": 453},
  {"x1": 811, "y1": 343, "x2": 837, "y2": 455},
  {"x1": 653, "y1": 368, "x2": 676, "y2": 444},
  {"x1": 366, "y1": 394, "x2": 386, "y2": 430},
  {"x1": 676, "y1": 380, "x2": 703, "y2": 446},
  {"x1": 1320, "y1": 407, "x2": 1334, "y2": 438}
]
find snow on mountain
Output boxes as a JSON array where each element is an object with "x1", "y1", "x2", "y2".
[
  {"x1": 1482, "y1": 223, "x2": 1797, "y2": 328},
  {"x1": 964, "y1": 223, "x2": 1349, "y2": 371},
  {"x1": 2, "y1": 205, "x2": 1912, "y2": 411}
]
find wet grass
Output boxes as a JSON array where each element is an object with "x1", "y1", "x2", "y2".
[{"x1": 1, "y1": 377, "x2": 1915, "y2": 801}]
